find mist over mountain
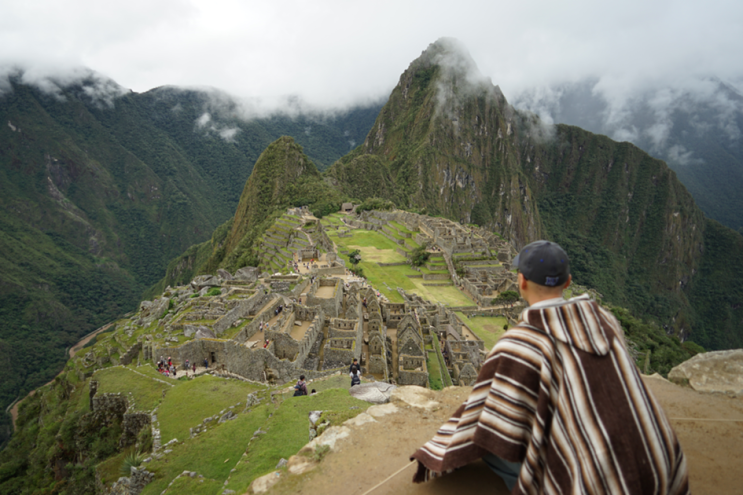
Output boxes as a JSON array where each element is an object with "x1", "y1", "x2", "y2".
[{"x1": 512, "y1": 78, "x2": 743, "y2": 231}]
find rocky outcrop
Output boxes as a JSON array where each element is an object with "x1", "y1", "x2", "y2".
[{"x1": 668, "y1": 350, "x2": 743, "y2": 396}]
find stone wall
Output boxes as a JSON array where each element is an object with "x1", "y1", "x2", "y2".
[
  {"x1": 398, "y1": 368, "x2": 428, "y2": 387},
  {"x1": 119, "y1": 343, "x2": 142, "y2": 366},
  {"x1": 119, "y1": 413, "x2": 151, "y2": 449},
  {"x1": 306, "y1": 278, "x2": 343, "y2": 318}
]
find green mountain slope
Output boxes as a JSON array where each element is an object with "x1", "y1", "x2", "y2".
[
  {"x1": 325, "y1": 38, "x2": 743, "y2": 349},
  {"x1": 0, "y1": 75, "x2": 379, "y2": 449}
]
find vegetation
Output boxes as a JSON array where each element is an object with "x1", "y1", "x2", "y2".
[
  {"x1": 492, "y1": 290, "x2": 519, "y2": 305},
  {"x1": 410, "y1": 245, "x2": 430, "y2": 267}
]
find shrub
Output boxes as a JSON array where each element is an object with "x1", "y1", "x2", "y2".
[
  {"x1": 355, "y1": 197, "x2": 395, "y2": 214},
  {"x1": 492, "y1": 290, "x2": 520, "y2": 305},
  {"x1": 206, "y1": 287, "x2": 222, "y2": 297},
  {"x1": 120, "y1": 451, "x2": 144, "y2": 477},
  {"x1": 410, "y1": 246, "x2": 430, "y2": 267},
  {"x1": 348, "y1": 249, "x2": 361, "y2": 266}
]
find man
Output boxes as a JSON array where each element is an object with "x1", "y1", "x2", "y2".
[
  {"x1": 411, "y1": 240, "x2": 688, "y2": 494},
  {"x1": 350, "y1": 358, "x2": 361, "y2": 374}
]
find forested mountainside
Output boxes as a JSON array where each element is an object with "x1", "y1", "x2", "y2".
[
  {"x1": 513, "y1": 78, "x2": 743, "y2": 232},
  {"x1": 326, "y1": 39, "x2": 743, "y2": 351},
  {"x1": 158, "y1": 40, "x2": 743, "y2": 353},
  {"x1": 0, "y1": 75, "x2": 380, "y2": 449}
]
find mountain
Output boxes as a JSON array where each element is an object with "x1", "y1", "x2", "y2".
[
  {"x1": 0, "y1": 72, "x2": 380, "y2": 449},
  {"x1": 323, "y1": 39, "x2": 742, "y2": 350},
  {"x1": 154, "y1": 38, "x2": 743, "y2": 354},
  {"x1": 512, "y1": 77, "x2": 743, "y2": 232}
]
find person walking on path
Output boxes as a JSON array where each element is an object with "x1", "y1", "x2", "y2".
[{"x1": 411, "y1": 240, "x2": 689, "y2": 494}]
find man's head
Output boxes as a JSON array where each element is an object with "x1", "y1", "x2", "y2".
[
  {"x1": 512, "y1": 240, "x2": 571, "y2": 305},
  {"x1": 299, "y1": 374, "x2": 305, "y2": 381}
]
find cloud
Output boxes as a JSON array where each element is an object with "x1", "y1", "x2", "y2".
[
  {"x1": 193, "y1": 111, "x2": 241, "y2": 142},
  {"x1": 0, "y1": 0, "x2": 740, "y2": 118}
]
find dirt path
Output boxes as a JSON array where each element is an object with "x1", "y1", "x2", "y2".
[
  {"x1": 269, "y1": 377, "x2": 743, "y2": 495},
  {"x1": 69, "y1": 322, "x2": 115, "y2": 358}
]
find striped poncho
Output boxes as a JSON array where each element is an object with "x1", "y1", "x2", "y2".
[{"x1": 411, "y1": 295, "x2": 689, "y2": 494}]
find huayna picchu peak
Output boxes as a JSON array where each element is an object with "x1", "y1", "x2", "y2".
[{"x1": 0, "y1": 38, "x2": 742, "y2": 494}]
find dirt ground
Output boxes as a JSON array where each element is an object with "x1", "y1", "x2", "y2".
[{"x1": 267, "y1": 376, "x2": 743, "y2": 495}]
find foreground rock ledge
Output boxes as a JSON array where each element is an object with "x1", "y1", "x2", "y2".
[{"x1": 668, "y1": 349, "x2": 743, "y2": 396}]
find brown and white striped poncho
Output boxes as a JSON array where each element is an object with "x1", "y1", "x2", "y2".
[{"x1": 411, "y1": 295, "x2": 689, "y2": 494}]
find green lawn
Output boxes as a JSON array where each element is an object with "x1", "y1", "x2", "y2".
[
  {"x1": 331, "y1": 228, "x2": 475, "y2": 306},
  {"x1": 223, "y1": 388, "x2": 370, "y2": 494},
  {"x1": 347, "y1": 245, "x2": 408, "y2": 264},
  {"x1": 93, "y1": 367, "x2": 171, "y2": 412},
  {"x1": 426, "y1": 350, "x2": 443, "y2": 390},
  {"x1": 141, "y1": 404, "x2": 272, "y2": 495},
  {"x1": 455, "y1": 313, "x2": 509, "y2": 350},
  {"x1": 157, "y1": 374, "x2": 267, "y2": 444}
]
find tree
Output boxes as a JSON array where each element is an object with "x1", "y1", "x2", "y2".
[
  {"x1": 410, "y1": 246, "x2": 430, "y2": 267},
  {"x1": 348, "y1": 249, "x2": 361, "y2": 265}
]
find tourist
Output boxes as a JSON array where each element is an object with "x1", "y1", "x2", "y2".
[
  {"x1": 293, "y1": 375, "x2": 308, "y2": 396},
  {"x1": 192, "y1": 362, "x2": 196, "y2": 373},
  {"x1": 350, "y1": 369, "x2": 360, "y2": 387},
  {"x1": 264, "y1": 339, "x2": 269, "y2": 348},
  {"x1": 204, "y1": 358, "x2": 208, "y2": 369},
  {"x1": 349, "y1": 358, "x2": 360, "y2": 374},
  {"x1": 310, "y1": 389, "x2": 317, "y2": 395},
  {"x1": 411, "y1": 240, "x2": 689, "y2": 493},
  {"x1": 185, "y1": 359, "x2": 189, "y2": 370}
]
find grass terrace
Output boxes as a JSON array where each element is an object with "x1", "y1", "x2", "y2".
[
  {"x1": 330, "y1": 228, "x2": 474, "y2": 306},
  {"x1": 93, "y1": 367, "x2": 171, "y2": 412},
  {"x1": 455, "y1": 312, "x2": 509, "y2": 350},
  {"x1": 157, "y1": 374, "x2": 267, "y2": 444}
]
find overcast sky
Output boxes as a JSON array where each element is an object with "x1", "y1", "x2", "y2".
[{"x1": 1, "y1": 0, "x2": 742, "y2": 111}]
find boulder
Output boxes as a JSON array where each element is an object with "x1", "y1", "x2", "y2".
[
  {"x1": 219, "y1": 411, "x2": 237, "y2": 423},
  {"x1": 390, "y1": 386, "x2": 440, "y2": 410},
  {"x1": 287, "y1": 455, "x2": 317, "y2": 475},
  {"x1": 348, "y1": 382, "x2": 397, "y2": 404},
  {"x1": 194, "y1": 328, "x2": 216, "y2": 339},
  {"x1": 343, "y1": 412, "x2": 377, "y2": 427},
  {"x1": 184, "y1": 325, "x2": 209, "y2": 338},
  {"x1": 251, "y1": 471, "x2": 281, "y2": 493},
  {"x1": 235, "y1": 266, "x2": 260, "y2": 282},
  {"x1": 217, "y1": 269, "x2": 233, "y2": 281},
  {"x1": 191, "y1": 275, "x2": 221, "y2": 290},
  {"x1": 668, "y1": 349, "x2": 743, "y2": 396}
]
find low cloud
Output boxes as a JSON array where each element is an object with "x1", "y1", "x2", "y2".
[{"x1": 193, "y1": 111, "x2": 241, "y2": 143}]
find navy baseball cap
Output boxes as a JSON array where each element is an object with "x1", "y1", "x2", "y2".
[{"x1": 512, "y1": 240, "x2": 570, "y2": 287}]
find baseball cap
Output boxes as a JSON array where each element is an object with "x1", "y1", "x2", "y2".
[{"x1": 511, "y1": 240, "x2": 570, "y2": 287}]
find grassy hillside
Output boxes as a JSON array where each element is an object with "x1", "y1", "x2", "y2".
[{"x1": 0, "y1": 77, "x2": 379, "y2": 449}]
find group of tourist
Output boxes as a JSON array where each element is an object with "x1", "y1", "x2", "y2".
[{"x1": 157, "y1": 356, "x2": 178, "y2": 377}]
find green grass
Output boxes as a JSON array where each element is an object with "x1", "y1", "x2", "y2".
[
  {"x1": 218, "y1": 318, "x2": 252, "y2": 340},
  {"x1": 93, "y1": 367, "x2": 171, "y2": 412},
  {"x1": 455, "y1": 313, "x2": 508, "y2": 350},
  {"x1": 431, "y1": 337, "x2": 453, "y2": 387},
  {"x1": 426, "y1": 351, "x2": 443, "y2": 390},
  {"x1": 223, "y1": 388, "x2": 369, "y2": 494},
  {"x1": 162, "y1": 474, "x2": 224, "y2": 495},
  {"x1": 347, "y1": 245, "x2": 407, "y2": 264},
  {"x1": 141, "y1": 404, "x2": 272, "y2": 495},
  {"x1": 157, "y1": 375, "x2": 267, "y2": 444},
  {"x1": 388, "y1": 220, "x2": 414, "y2": 234}
]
